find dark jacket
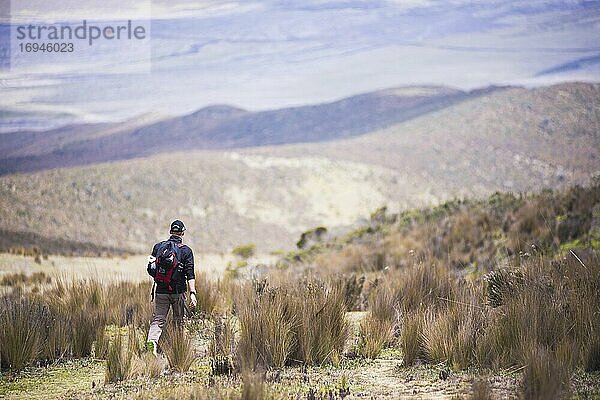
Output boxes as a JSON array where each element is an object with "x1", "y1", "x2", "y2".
[{"x1": 151, "y1": 235, "x2": 195, "y2": 294}]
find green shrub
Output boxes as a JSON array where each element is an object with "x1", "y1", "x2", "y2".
[{"x1": 232, "y1": 243, "x2": 256, "y2": 259}]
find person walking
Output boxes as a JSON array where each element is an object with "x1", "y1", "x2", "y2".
[{"x1": 146, "y1": 219, "x2": 197, "y2": 355}]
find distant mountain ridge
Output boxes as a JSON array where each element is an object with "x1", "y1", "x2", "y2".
[{"x1": 0, "y1": 85, "x2": 504, "y2": 175}]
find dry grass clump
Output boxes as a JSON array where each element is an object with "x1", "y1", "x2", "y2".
[
  {"x1": 358, "y1": 244, "x2": 598, "y2": 378},
  {"x1": 105, "y1": 280, "x2": 153, "y2": 329},
  {"x1": 94, "y1": 330, "x2": 110, "y2": 359},
  {"x1": 477, "y1": 255, "x2": 598, "y2": 371},
  {"x1": 0, "y1": 295, "x2": 48, "y2": 370},
  {"x1": 137, "y1": 352, "x2": 165, "y2": 379},
  {"x1": 0, "y1": 279, "x2": 110, "y2": 370},
  {"x1": 389, "y1": 263, "x2": 455, "y2": 312},
  {"x1": 0, "y1": 277, "x2": 156, "y2": 372},
  {"x1": 400, "y1": 309, "x2": 426, "y2": 366},
  {"x1": 521, "y1": 345, "x2": 571, "y2": 400},
  {"x1": 340, "y1": 274, "x2": 366, "y2": 311},
  {"x1": 357, "y1": 285, "x2": 396, "y2": 358},
  {"x1": 423, "y1": 304, "x2": 483, "y2": 370},
  {"x1": 160, "y1": 326, "x2": 197, "y2": 373},
  {"x1": 105, "y1": 332, "x2": 135, "y2": 383},
  {"x1": 357, "y1": 314, "x2": 394, "y2": 359},
  {"x1": 237, "y1": 280, "x2": 348, "y2": 369},
  {"x1": 237, "y1": 286, "x2": 296, "y2": 369},
  {"x1": 105, "y1": 326, "x2": 165, "y2": 383},
  {"x1": 293, "y1": 283, "x2": 348, "y2": 366},
  {"x1": 194, "y1": 272, "x2": 224, "y2": 316},
  {"x1": 0, "y1": 271, "x2": 51, "y2": 287}
]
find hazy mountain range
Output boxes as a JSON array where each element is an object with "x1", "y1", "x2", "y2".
[
  {"x1": 0, "y1": 85, "x2": 501, "y2": 175},
  {"x1": 0, "y1": 82, "x2": 598, "y2": 254}
]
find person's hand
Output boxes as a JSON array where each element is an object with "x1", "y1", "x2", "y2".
[{"x1": 189, "y1": 292, "x2": 197, "y2": 308}]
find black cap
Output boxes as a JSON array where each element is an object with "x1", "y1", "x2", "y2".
[{"x1": 170, "y1": 220, "x2": 186, "y2": 234}]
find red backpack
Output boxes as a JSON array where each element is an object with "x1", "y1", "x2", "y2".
[{"x1": 154, "y1": 241, "x2": 183, "y2": 290}]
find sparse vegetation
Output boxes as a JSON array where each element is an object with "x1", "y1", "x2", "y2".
[
  {"x1": 1, "y1": 182, "x2": 599, "y2": 398},
  {"x1": 470, "y1": 378, "x2": 493, "y2": 400}
]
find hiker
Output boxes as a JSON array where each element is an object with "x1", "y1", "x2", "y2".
[{"x1": 146, "y1": 219, "x2": 197, "y2": 355}]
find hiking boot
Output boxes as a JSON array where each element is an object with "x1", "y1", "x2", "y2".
[{"x1": 146, "y1": 340, "x2": 158, "y2": 356}]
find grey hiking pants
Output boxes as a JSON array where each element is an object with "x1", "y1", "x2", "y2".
[{"x1": 147, "y1": 292, "x2": 186, "y2": 342}]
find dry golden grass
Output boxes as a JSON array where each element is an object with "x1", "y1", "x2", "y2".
[
  {"x1": 237, "y1": 280, "x2": 348, "y2": 369},
  {"x1": 357, "y1": 284, "x2": 396, "y2": 358},
  {"x1": 400, "y1": 308, "x2": 425, "y2": 366},
  {"x1": 161, "y1": 326, "x2": 196, "y2": 373},
  {"x1": 521, "y1": 345, "x2": 571, "y2": 400},
  {"x1": 105, "y1": 332, "x2": 134, "y2": 383}
]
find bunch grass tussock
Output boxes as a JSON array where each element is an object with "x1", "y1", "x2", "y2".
[
  {"x1": 160, "y1": 325, "x2": 197, "y2": 373},
  {"x1": 0, "y1": 277, "x2": 154, "y2": 372},
  {"x1": 237, "y1": 280, "x2": 348, "y2": 370},
  {"x1": 105, "y1": 331, "x2": 135, "y2": 383},
  {"x1": 357, "y1": 285, "x2": 396, "y2": 358}
]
